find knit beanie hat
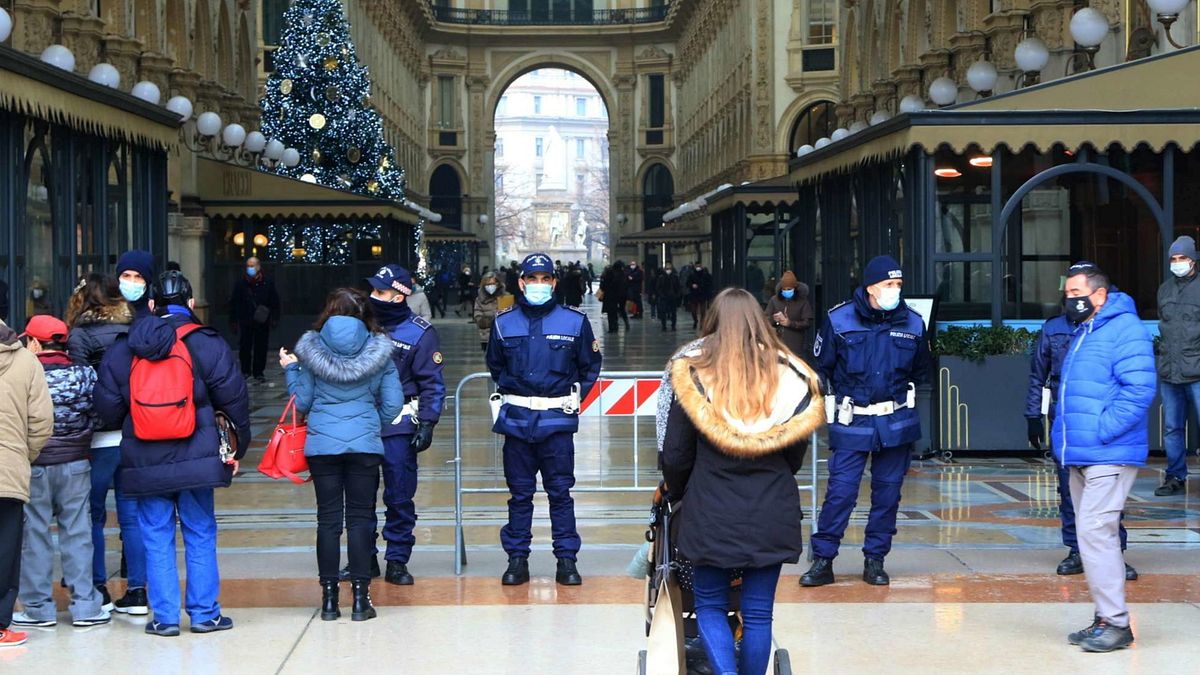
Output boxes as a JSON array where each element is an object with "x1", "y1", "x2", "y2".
[
  {"x1": 863, "y1": 255, "x2": 903, "y2": 287},
  {"x1": 1170, "y1": 236, "x2": 1197, "y2": 261},
  {"x1": 780, "y1": 271, "x2": 798, "y2": 290},
  {"x1": 116, "y1": 250, "x2": 156, "y2": 281}
]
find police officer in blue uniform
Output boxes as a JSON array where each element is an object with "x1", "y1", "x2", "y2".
[
  {"x1": 487, "y1": 253, "x2": 602, "y2": 586},
  {"x1": 801, "y1": 256, "x2": 931, "y2": 587},
  {"x1": 1026, "y1": 262, "x2": 1137, "y2": 581},
  {"x1": 364, "y1": 264, "x2": 445, "y2": 586}
]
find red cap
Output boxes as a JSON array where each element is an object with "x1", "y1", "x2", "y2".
[{"x1": 21, "y1": 315, "x2": 69, "y2": 343}]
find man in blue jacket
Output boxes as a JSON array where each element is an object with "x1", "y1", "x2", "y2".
[
  {"x1": 95, "y1": 268, "x2": 251, "y2": 637},
  {"x1": 1025, "y1": 288, "x2": 1136, "y2": 580},
  {"x1": 1052, "y1": 262, "x2": 1155, "y2": 653},
  {"x1": 487, "y1": 253, "x2": 602, "y2": 586},
  {"x1": 363, "y1": 264, "x2": 445, "y2": 586}
]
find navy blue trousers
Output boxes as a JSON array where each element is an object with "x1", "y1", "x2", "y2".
[
  {"x1": 811, "y1": 444, "x2": 911, "y2": 561},
  {"x1": 500, "y1": 432, "x2": 580, "y2": 560},
  {"x1": 382, "y1": 434, "x2": 419, "y2": 563}
]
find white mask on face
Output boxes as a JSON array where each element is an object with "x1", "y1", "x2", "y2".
[
  {"x1": 485, "y1": 284, "x2": 498, "y2": 295},
  {"x1": 875, "y1": 287, "x2": 902, "y2": 311},
  {"x1": 1171, "y1": 261, "x2": 1193, "y2": 278}
]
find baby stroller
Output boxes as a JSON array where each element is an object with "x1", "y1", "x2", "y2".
[{"x1": 637, "y1": 495, "x2": 792, "y2": 675}]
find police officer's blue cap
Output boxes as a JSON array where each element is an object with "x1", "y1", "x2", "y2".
[
  {"x1": 366, "y1": 264, "x2": 414, "y2": 295},
  {"x1": 520, "y1": 253, "x2": 555, "y2": 277},
  {"x1": 863, "y1": 255, "x2": 903, "y2": 287}
]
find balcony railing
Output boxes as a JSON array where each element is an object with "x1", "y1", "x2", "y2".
[{"x1": 430, "y1": 4, "x2": 670, "y2": 26}]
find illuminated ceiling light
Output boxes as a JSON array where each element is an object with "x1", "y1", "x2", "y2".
[
  {"x1": 934, "y1": 168, "x2": 962, "y2": 178},
  {"x1": 233, "y1": 232, "x2": 246, "y2": 246},
  {"x1": 968, "y1": 156, "x2": 993, "y2": 168},
  {"x1": 253, "y1": 234, "x2": 269, "y2": 247}
]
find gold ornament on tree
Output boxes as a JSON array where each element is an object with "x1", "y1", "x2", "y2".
[
  {"x1": 311, "y1": 149, "x2": 322, "y2": 163},
  {"x1": 323, "y1": 56, "x2": 338, "y2": 71},
  {"x1": 309, "y1": 113, "x2": 327, "y2": 129},
  {"x1": 279, "y1": 79, "x2": 293, "y2": 94},
  {"x1": 367, "y1": 180, "x2": 379, "y2": 194},
  {"x1": 316, "y1": 33, "x2": 331, "y2": 47}
]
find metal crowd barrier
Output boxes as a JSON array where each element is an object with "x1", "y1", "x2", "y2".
[{"x1": 451, "y1": 370, "x2": 822, "y2": 575}]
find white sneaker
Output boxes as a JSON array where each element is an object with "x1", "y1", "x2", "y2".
[
  {"x1": 11, "y1": 611, "x2": 55, "y2": 628},
  {"x1": 72, "y1": 608, "x2": 112, "y2": 627}
]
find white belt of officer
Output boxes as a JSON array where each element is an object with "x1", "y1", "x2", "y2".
[
  {"x1": 851, "y1": 400, "x2": 911, "y2": 416},
  {"x1": 501, "y1": 393, "x2": 577, "y2": 413},
  {"x1": 390, "y1": 399, "x2": 420, "y2": 425}
]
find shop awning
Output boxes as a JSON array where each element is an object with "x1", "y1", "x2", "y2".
[
  {"x1": 0, "y1": 46, "x2": 180, "y2": 150},
  {"x1": 198, "y1": 158, "x2": 421, "y2": 223},
  {"x1": 706, "y1": 175, "x2": 799, "y2": 213},
  {"x1": 790, "y1": 45, "x2": 1200, "y2": 185},
  {"x1": 620, "y1": 225, "x2": 709, "y2": 245},
  {"x1": 421, "y1": 223, "x2": 479, "y2": 242}
]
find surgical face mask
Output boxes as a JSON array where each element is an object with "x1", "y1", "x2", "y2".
[
  {"x1": 665, "y1": 268, "x2": 673, "y2": 274},
  {"x1": 781, "y1": 289, "x2": 795, "y2": 300},
  {"x1": 464, "y1": 268, "x2": 472, "y2": 275},
  {"x1": 695, "y1": 266, "x2": 702, "y2": 272},
  {"x1": 246, "y1": 267, "x2": 258, "y2": 277},
  {"x1": 1064, "y1": 294, "x2": 1095, "y2": 323},
  {"x1": 1171, "y1": 261, "x2": 1193, "y2": 278},
  {"x1": 31, "y1": 288, "x2": 44, "y2": 300},
  {"x1": 524, "y1": 283, "x2": 553, "y2": 306},
  {"x1": 485, "y1": 284, "x2": 498, "y2": 295},
  {"x1": 875, "y1": 287, "x2": 902, "y2": 311},
  {"x1": 119, "y1": 279, "x2": 146, "y2": 302}
]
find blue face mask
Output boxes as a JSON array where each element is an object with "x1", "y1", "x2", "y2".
[
  {"x1": 781, "y1": 289, "x2": 795, "y2": 300},
  {"x1": 246, "y1": 267, "x2": 258, "y2": 277},
  {"x1": 876, "y1": 287, "x2": 902, "y2": 312},
  {"x1": 524, "y1": 283, "x2": 554, "y2": 306},
  {"x1": 119, "y1": 279, "x2": 146, "y2": 302}
]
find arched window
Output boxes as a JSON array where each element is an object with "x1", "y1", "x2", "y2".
[
  {"x1": 429, "y1": 165, "x2": 463, "y2": 230},
  {"x1": 789, "y1": 101, "x2": 837, "y2": 151},
  {"x1": 642, "y1": 164, "x2": 674, "y2": 230}
]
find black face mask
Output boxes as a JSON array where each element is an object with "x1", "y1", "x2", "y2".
[{"x1": 1063, "y1": 294, "x2": 1095, "y2": 323}]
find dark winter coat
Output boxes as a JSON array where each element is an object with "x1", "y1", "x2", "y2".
[
  {"x1": 561, "y1": 270, "x2": 586, "y2": 306},
  {"x1": 656, "y1": 271, "x2": 683, "y2": 303},
  {"x1": 686, "y1": 268, "x2": 713, "y2": 303},
  {"x1": 661, "y1": 347, "x2": 824, "y2": 569},
  {"x1": 69, "y1": 302, "x2": 133, "y2": 369},
  {"x1": 765, "y1": 282, "x2": 815, "y2": 358},
  {"x1": 34, "y1": 351, "x2": 96, "y2": 466},
  {"x1": 229, "y1": 273, "x2": 281, "y2": 325},
  {"x1": 285, "y1": 315, "x2": 403, "y2": 457},
  {"x1": 626, "y1": 266, "x2": 645, "y2": 296},
  {"x1": 95, "y1": 312, "x2": 252, "y2": 497},
  {"x1": 1156, "y1": 271, "x2": 1200, "y2": 384},
  {"x1": 600, "y1": 267, "x2": 628, "y2": 314}
]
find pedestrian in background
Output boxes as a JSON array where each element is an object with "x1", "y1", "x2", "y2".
[
  {"x1": 661, "y1": 288, "x2": 823, "y2": 675},
  {"x1": 655, "y1": 263, "x2": 682, "y2": 332},
  {"x1": 1154, "y1": 235, "x2": 1200, "y2": 497},
  {"x1": 456, "y1": 264, "x2": 476, "y2": 319},
  {"x1": 12, "y1": 315, "x2": 110, "y2": 629},
  {"x1": 600, "y1": 262, "x2": 630, "y2": 334},
  {"x1": 685, "y1": 262, "x2": 713, "y2": 330},
  {"x1": 65, "y1": 274, "x2": 148, "y2": 615},
  {"x1": 626, "y1": 261, "x2": 645, "y2": 318},
  {"x1": 281, "y1": 288, "x2": 402, "y2": 622},
  {"x1": 229, "y1": 257, "x2": 280, "y2": 385},
  {"x1": 0, "y1": 318, "x2": 54, "y2": 648},
  {"x1": 765, "y1": 271, "x2": 815, "y2": 359},
  {"x1": 475, "y1": 272, "x2": 513, "y2": 352},
  {"x1": 1053, "y1": 263, "x2": 1154, "y2": 652}
]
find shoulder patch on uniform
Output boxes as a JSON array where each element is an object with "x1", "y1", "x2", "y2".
[
  {"x1": 827, "y1": 300, "x2": 850, "y2": 315},
  {"x1": 813, "y1": 333, "x2": 823, "y2": 357},
  {"x1": 497, "y1": 306, "x2": 516, "y2": 315},
  {"x1": 592, "y1": 339, "x2": 600, "y2": 353},
  {"x1": 432, "y1": 351, "x2": 443, "y2": 364},
  {"x1": 565, "y1": 305, "x2": 587, "y2": 316},
  {"x1": 412, "y1": 316, "x2": 432, "y2": 330}
]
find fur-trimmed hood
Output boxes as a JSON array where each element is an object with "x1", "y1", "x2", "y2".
[
  {"x1": 669, "y1": 348, "x2": 824, "y2": 457},
  {"x1": 294, "y1": 316, "x2": 394, "y2": 384},
  {"x1": 72, "y1": 302, "x2": 133, "y2": 327}
]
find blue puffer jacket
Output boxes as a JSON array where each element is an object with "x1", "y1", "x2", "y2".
[
  {"x1": 1051, "y1": 291, "x2": 1156, "y2": 467},
  {"x1": 285, "y1": 316, "x2": 403, "y2": 457}
]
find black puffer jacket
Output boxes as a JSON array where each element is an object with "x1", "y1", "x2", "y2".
[{"x1": 69, "y1": 302, "x2": 132, "y2": 432}]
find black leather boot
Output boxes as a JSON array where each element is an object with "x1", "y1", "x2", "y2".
[
  {"x1": 800, "y1": 556, "x2": 834, "y2": 587},
  {"x1": 1056, "y1": 551, "x2": 1084, "y2": 575},
  {"x1": 320, "y1": 580, "x2": 340, "y2": 621},
  {"x1": 556, "y1": 558, "x2": 582, "y2": 586},
  {"x1": 339, "y1": 556, "x2": 381, "y2": 582},
  {"x1": 385, "y1": 561, "x2": 414, "y2": 586},
  {"x1": 863, "y1": 558, "x2": 890, "y2": 586},
  {"x1": 350, "y1": 580, "x2": 377, "y2": 622},
  {"x1": 501, "y1": 556, "x2": 530, "y2": 586}
]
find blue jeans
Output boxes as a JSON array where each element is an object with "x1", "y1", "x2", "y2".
[
  {"x1": 89, "y1": 446, "x2": 146, "y2": 588},
  {"x1": 1160, "y1": 380, "x2": 1199, "y2": 481},
  {"x1": 693, "y1": 564, "x2": 781, "y2": 675},
  {"x1": 138, "y1": 489, "x2": 222, "y2": 626}
]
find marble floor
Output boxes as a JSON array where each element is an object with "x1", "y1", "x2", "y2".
[{"x1": 7, "y1": 293, "x2": 1200, "y2": 673}]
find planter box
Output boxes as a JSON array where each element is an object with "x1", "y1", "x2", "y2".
[{"x1": 931, "y1": 354, "x2": 1176, "y2": 454}]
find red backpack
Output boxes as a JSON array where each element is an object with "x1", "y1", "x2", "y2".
[{"x1": 129, "y1": 324, "x2": 202, "y2": 441}]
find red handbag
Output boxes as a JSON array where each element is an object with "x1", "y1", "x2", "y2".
[{"x1": 258, "y1": 395, "x2": 309, "y2": 484}]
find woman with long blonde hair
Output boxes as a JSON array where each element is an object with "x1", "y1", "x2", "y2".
[{"x1": 661, "y1": 288, "x2": 823, "y2": 675}]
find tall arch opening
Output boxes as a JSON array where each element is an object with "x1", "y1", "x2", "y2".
[
  {"x1": 642, "y1": 163, "x2": 674, "y2": 231},
  {"x1": 429, "y1": 164, "x2": 463, "y2": 230},
  {"x1": 492, "y1": 67, "x2": 610, "y2": 267}
]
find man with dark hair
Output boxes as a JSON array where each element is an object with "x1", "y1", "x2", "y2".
[
  {"x1": 229, "y1": 257, "x2": 280, "y2": 385},
  {"x1": 1054, "y1": 262, "x2": 1155, "y2": 652}
]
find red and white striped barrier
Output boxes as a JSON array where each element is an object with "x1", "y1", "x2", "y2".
[{"x1": 579, "y1": 378, "x2": 662, "y2": 417}]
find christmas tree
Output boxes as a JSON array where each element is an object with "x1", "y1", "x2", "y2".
[{"x1": 260, "y1": 0, "x2": 405, "y2": 199}]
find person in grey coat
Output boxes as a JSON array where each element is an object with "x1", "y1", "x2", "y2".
[{"x1": 1155, "y1": 235, "x2": 1200, "y2": 497}]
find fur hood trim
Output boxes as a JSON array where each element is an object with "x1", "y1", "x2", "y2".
[
  {"x1": 670, "y1": 350, "x2": 824, "y2": 457},
  {"x1": 294, "y1": 329, "x2": 394, "y2": 384},
  {"x1": 73, "y1": 302, "x2": 133, "y2": 327}
]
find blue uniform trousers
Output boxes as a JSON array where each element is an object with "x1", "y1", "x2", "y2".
[
  {"x1": 382, "y1": 434, "x2": 419, "y2": 563},
  {"x1": 500, "y1": 432, "x2": 580, "y2": 560},
  {"x1": 811, "y1": 444, "x2": 911, "y2": 561}
]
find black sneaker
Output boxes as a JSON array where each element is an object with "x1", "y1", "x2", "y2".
[
  {"x1": 145, "y1": 621, "x2": 180, "y2": 637},
  {"x1": 113, "y1": 587, "x2": 149, "y2": 615},
  {"x1": 384, "y1": 561, "x2": 414, "y2": 586},
  {"x1": 556, "y1": 558, "x2": 582, "y2": 586},
  {"x1": 1056, "y1": 551, "x2": 1084, "y2": 575},
  {"x1": 1067, "y1": 615, "x2": 1101, "y2": 645},
  {"x1": 95, "y1": 584, "x2": 115, "y2": 612},
  {"x1": 863, "y1": 558, "x2": 890, "y2": 586},
  {"x1": 1154, "y1": 476, "x2": 1185, "y2": 496},
  {"x1": 800, "y1": 557, "x2": 834, "y2": 587},
  {"x1": 1079, "y1": 621, "x2": 1134, "y2": 652},
  {"x1": 501, "y1": 556, "x2": 529, "y2": 586},
  {"x1": 190, "y1": 615, "x2": 234, "y2": 634},
  {"x1": 1125, "y1": 563, "x2": 1138, "y2": 581},
  {"x1": 339, "y1": 556, "x2": 382, "y2": 582}
]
